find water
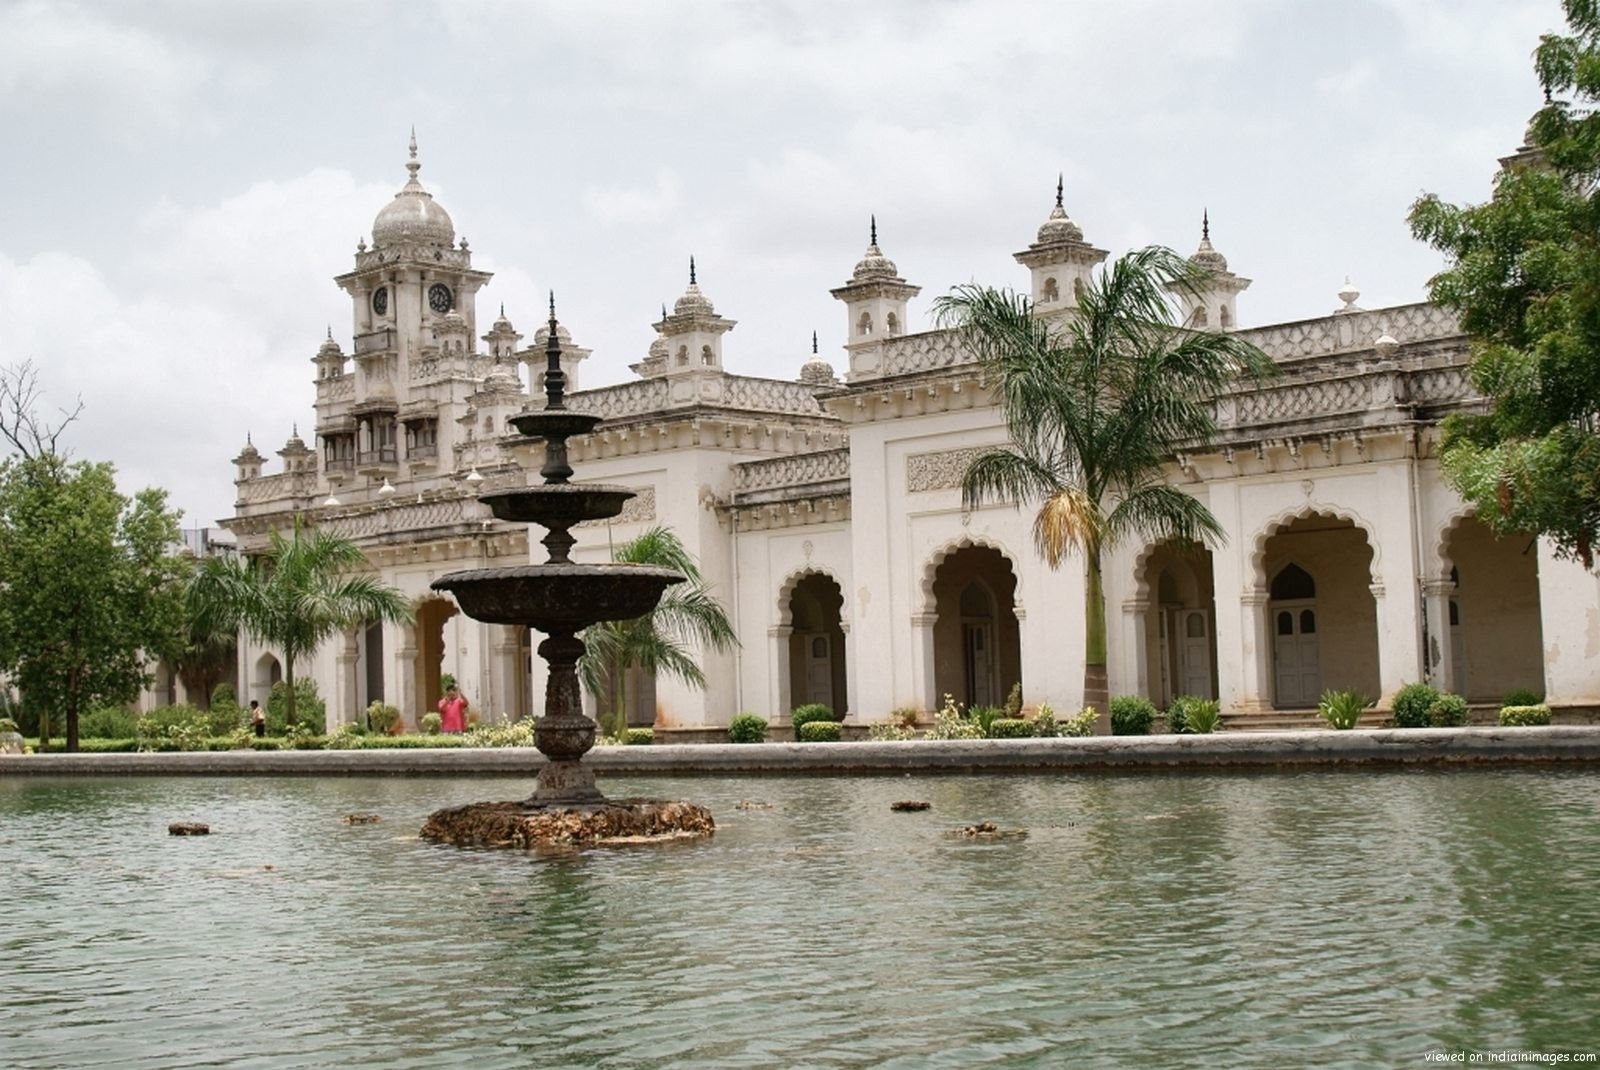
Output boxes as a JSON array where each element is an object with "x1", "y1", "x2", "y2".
[{"x1": 2, "y1": 769, "x2": 1599, "y2": 1069}]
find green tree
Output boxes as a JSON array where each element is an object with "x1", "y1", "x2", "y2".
[
  {"x1": 577, "y1": 526, "x2": 738, "y2": 737},
  {"x1": 933, "y1": 247, "x2": 1273, "y2": 720},
  {"x1": 1409, "y1": 1, "x2": 1600, "y2": 568},
  {"x1": 0, "y1": 366, "x2": 189, "y2": 751},
  {"x1": 189, "y1": 520, "x2": 409, "y2": 728},
  {"x1": 172, "y1": 596, "x2": 237, "y2": 712}
]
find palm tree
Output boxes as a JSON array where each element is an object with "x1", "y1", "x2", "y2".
[
  {"x1": 172, "y1": 599, "x2": 237, "y2": 711},
  {"x1": 189, "y1": 519, "x2": 410, "y2": 728},
  {"x1": 933, "y1": 246, "x2": 1273, "y2": 723},
  {"x1": 577, "y1": 526, "x2": 738, "y2": 737}
]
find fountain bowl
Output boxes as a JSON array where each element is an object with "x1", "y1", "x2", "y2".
[
  {"x1": 431, "y1": 563, "x2": 685, "y2": 628},
  {"x1": 477, "y1": 484, "x2": 638, "y2": 526}
]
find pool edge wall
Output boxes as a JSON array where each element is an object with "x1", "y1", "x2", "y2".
[{"x1": 4, "y1": 725, "x2": 1600, "y2": 777}]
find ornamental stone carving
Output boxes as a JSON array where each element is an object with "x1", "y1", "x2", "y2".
[
  {"x1": 576, "y1": 486, "x2": 656, "y2": 527},
  {"x1": 734, "y1": 449, "x2": 850, "y2": 493},
  {"x1": 906, "y1": 446, "x2": 988, "y2": 492}
]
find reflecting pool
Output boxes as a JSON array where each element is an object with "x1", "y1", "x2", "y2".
[{"x1": 3, "y1": 769, "x2": 1599, "y2": 1068}]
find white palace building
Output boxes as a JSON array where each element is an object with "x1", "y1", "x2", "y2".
[{"x1": 220, "y1": 137, "x2": 1600, "y2": 732}]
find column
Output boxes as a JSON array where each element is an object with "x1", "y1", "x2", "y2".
[
  {"x1": 392, "y1": 621, "x2": 418, "y2": 730},
  {"x1": 1534, "y1": 541, "x2": 1600, "y2": 704},
  {"x1": 1421, "y1": 577, "x2": 1455, "y2": 691},
  {"x1": 840, "y1": 621, "x2": 858, "y2": 723},
  {"x1": 492, "y1": 626, "x2": 524, "y2": 724},
  {"x1": 1372, "y1": 577, "x2": 1423, "y2": 708},
  {"x1": 1236, "y1": 589, "x2": 1273, "y2": 711},
  {"x1": 911, "y1": 612, "x2": 938, "y2": 712},
  {"x1": 767, "y1": 625, "x2": 793, "y2": 724},
  {"x1": 335, "y1": 631, "x2": 359, "y2": 728},
  {"x1": 1120, "y1": 598, "x2": 1150, "y2": 700}
]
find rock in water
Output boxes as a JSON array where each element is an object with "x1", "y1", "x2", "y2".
[
  {"x1": 343, "y1": 813, "x2": 382, "y2": 825},
  {"x1": 420, "y1": 798, "x2": 715, "y2": 850},
  {"x1": 168, "y1": 822, "x2": 210, "y2": 836},
  {"x1": 890, "y1": 800, "x2": 931, "y2": 812}
]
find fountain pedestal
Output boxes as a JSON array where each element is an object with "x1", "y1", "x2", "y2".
[{"x1": 418, "y1": 299, "x2": 714, "y2": 849}]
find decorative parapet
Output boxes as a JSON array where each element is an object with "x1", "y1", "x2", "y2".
[
  {"x1": 880, "y1": 329, "x2": 972, "y2": 377},
  {"x1": 721, "y1": 375, "x2": 828, "y2": 415},
  {"x1": 320, "y1": 496, "x2": 473, "y2": 540},
  {"x1": 565, "y1": 377, "x2": 673, "y2": 420},
  {"x1": 316, "y1": 375, "x2": 355, "y2": 403},
  {"x1": 576, "y1": 486, "x2": 657, "y2": 528},
  {"x1": 563, "y1": 374, "x2": 827, "y2": 422},
  {"x1": 734, "y1": 449, "x2": 850, "y2": 494},
  {"x1": 237, "y1": 473, "x2": 310, "y2": 505},
  {"x1": 906, "y1": 446, "x2": 989, "y2": 492},
  {"x1": 1238, "y1": 302, "x2": 1460, "y2": 362}
]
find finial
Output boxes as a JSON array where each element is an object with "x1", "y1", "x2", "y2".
[
  {"x1": 292, "y1": 422, "x2": 299, "y2": 438},
  {"x1": 544, "y1": 290, "x2": 565, "y2": 410},
  {"x1": 1202, "y1": 208, "x2": 1210, "y2": 242},
  {"x1": 870, "y1": 214, "x2": 878, "y2": 247},
  {"x1": 1055, "y1": 174, "x2": 1063, "y2": 209},
  {"x1": 409, "y1": 126, "x2": 417, "y2": 158},
  {"x1": 326, "y1": 324, "x2": 332, "y2": 341},
  {"x1": 662, "y1": 302, "x2": 669, "y2": 322},
  {"x1": 689, "y1": 256, "x2": 697, "y2": 285},
  {"x1": 405, "y1": 128, "x2": 420, "y2": 180},
  {"x1": 548, "y1": 290, "x2": 557, "y2": 324},
  {"x1": 246, "y1": 431, "x2": 253, "y2": 446},
  {"x1": 812, "y1": 330, "x2": 818, "y2": 355},
  {"x1": 499, "y1": 302, "x2": 505, "y2": 318}
]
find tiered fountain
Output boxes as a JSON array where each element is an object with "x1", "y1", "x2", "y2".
[{"x1": 419, "y1": 298, "x2": 715, "y2": 849}]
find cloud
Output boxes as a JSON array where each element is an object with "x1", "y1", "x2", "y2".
[
  {"x1": 0, "y1": 1, "x2": 211, "y2": 136},
  {"x1": 0, "y1": 169, "x2": 393, "y2": 526},
  {"x1": 582, "y1": 171, "x2": 684, "y2": 226}
]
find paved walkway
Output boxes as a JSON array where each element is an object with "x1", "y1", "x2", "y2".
[{"x1": 3, "y1": 725, "x2": 1599, "y2": 776}]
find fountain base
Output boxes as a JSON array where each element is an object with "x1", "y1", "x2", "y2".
[{"x1": 420, "y1": 798, "x2": 715, "y2": 850}]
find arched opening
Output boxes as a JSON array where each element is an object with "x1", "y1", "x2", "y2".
[
  {"x1": 886, "y1": 312, "x2": 900, "y2": 337},
  {"x1": 1042, "y1": 277, "x2": 1059, "y2": 303},
  {"x1": 701, "y1": 344, "x2": 715, "y2": 366},
  {"x1": 1139, "y1": 542, "x2": 1217, "y2": 706},
  {"x1": 1439, "y1": 517, "x2": 1543, "y2": 702},
  {"x1": 676, "y1": 345, "x2": 689, "y2": 366},
  {"x1": 1190, "y1": 306, "x2": 1209, "y2": 327},
  {"x1": 1219, "y1": 305, "x2": 1232, "y2": 329},
  {"x1": 253, "y1": 652, "x2": 282, "y2": 707},
  {"x1": 413, "y1": 598, "x2": 458, "y2": 722},
  {"x1": 786, "y1": 573, "x2": 848, "y2": 715},
  {"x1": 1260, "y1": 514, "x2": 1377, "y2": 708},
  {"x1": 930, "y1": 545, "x2": 1021, "y2": 709},
  {"x1": 857, "y1": 311, "x2": 873, "y2": 336}
]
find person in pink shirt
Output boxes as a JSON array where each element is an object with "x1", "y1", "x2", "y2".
[{"x1": 437, "y1": 685, "x2": 469, "y2": 733}]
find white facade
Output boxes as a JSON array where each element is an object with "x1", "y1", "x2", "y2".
[{"x1": 224, "y1": 140, "x2": 1600, "y2": 732}]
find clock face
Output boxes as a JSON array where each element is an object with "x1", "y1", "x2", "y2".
[
  {"x1": 371, "y1": 287, "x2": 388, "y2": 316},
  {"x1": 428, "y1": 283, "x2": 453, "y2": 314}
]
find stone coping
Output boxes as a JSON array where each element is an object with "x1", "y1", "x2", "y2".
[{"x1": 4, "y1": 726, "x2": 1600, "y2": 777}]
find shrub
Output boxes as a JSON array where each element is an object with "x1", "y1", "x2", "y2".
[
  {"x1": 267, "y1": 679, "x2": 327, "y2": 733},
  {"x1": 889, "y1": 707, "x2": 921, "y2": 728},
  {"x1": 868, "y1": 719, "x2": 916, "y2": 741},
  {"x1": 1004, "y1": 682, "x2": 1023, "y2": 719},
  {"x1": 727, "y1": 713, "x2": 769, "y2": 744},
  {"x1": 365, "y1": 701, "x2": 401, "y2": 735},
  {"x1": 204, "y1": 702, "x2": 243, "y2": 737},
  {"x1": 1428, "y1": 693, "x2": 1470, "y2": 728},
  {"x1": 1502, "y1": 687, "x2": 1542, "y2": 708},
  {"x1": 211, "y1": 683, "x2": 237, "y2": 708},
  {"x1": 1165, "y1": 695, "x2": 1207, "y2": 735},
  {"x1": 799, "y1": 720, "x2": 842, "y2": 742},
  {"x1": 38, "y1": 737, "x2": 140, "y2": 753},
  {"x1": 1500, "y1": 704, "x2": 1551, "y2": 727},
  {"x1": 1317, "y1": 689, "x2": 1371, "y2": 730},
  {"x1": 463, "y1": 719, "x2": 537, "y2": 748},
  {"x1": 1391, "y1": 682, "x2": 1440, "y2": 728},
  {"x1": 136, "y1": 705, "x2": 212, "y2": 752},
  {"x1": 421, "y1": 712, "x2": 443, "y2": 736},
  {"x1": 1059, "y1": 707, "x2": 1099, "y2": 737},
  {"x1": 791, "y1": 704, "x2": 837, "y2": 739},
  {"x1": 1109, "y1": 696, "x2": 1156, "y2": 736},
  {"x1": 1182, "y1": 699, "x2": 1222, "y2": 734},
  {"x1": 926, "y1": 694, "x2": 982, "y2": 740},
  {"x1": 966, "y1": 705, "x2": 1003, "y2": 737},
  {"x1": 988, "y1": 718, "x2": 1034, "y2": 739},
  {"x1": 1033, "y1": 702, "x2": 1059, "y2": 738},
  {"x1": 325, "y1": 725, "x2": 365, "y2": 750},
  {"x1": 80, "y1": 706, "x2": 140, "y2": 740},
  {"x1": 623, "y1": 728, "x2": 653, "y2": 746}
]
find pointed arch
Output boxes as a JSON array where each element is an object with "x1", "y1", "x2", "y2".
[
  {"x1": 919, "y1": 534, "x2": 1025, "y2": 617},
  {"x1": 1249, "y1": 505, "x2": 1381, "y2": 590}
]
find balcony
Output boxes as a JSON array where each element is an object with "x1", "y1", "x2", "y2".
[
  {"x1": 325, "y1": 458, "x2": 355, "y2": 475},
  {"x1": 357, "y1": 447, "x2": 398, "y2": 467},
  {"x1": 408, "y1": 444, "x2": 438, "y2": 463},
  {"x1": 354, "y1": 329, "x2": 396, "y2": 356}
]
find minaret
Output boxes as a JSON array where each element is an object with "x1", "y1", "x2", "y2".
[
  {"x1": 482, "y1": 304, "x2": 523, "y2": 361},
  {"x1": 657, "y1": 257, "x2": 736, "y2": 375},
  {"x1": 312, "y1": 327, "x2": 346, "y2": 380},
  {"x1": 278, "y1": 425, "x2": 315, "y2": 475},
  {"x1": 1013, "y1": 175, "x2": 1107, "y2": 310},
  {"x1": 1178, "y1": 210, "x2": 1251, "y2": 330},
  {"x1": 798, "y1": 330, "x2": 838, "y2": 390},
  {"x1": 829, "y1": 216, "x2": 920, "y2": 379},
  {"x1": 233, "y1": 434, "x2": 263, "y2": 483}
]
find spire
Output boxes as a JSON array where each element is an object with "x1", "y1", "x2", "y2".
[
  {"x1": 662, "y1": 302, "x2": 668, "y2": 321},
  {"x1": 548, "y1": 289, "x2": 557, "y2": 324},
  {"x1": 292, "y1": 422, "x2": 299, "y2": 437},
  {"x1": 812, "y1": 330, "x2": 818, "y2": 354},
  {"x1": 405, "y1": 127, "x2": 421, "y2": 184},
  {"x1": 544, "y1": 291, "x2": 566, "y2": 409},
  {"x1": 689, "y1": 256, "x2": 697, "y2": 285},
  {"x1": 1055, "y1": 174, "x2": 1064, "y2": 210},
  {"x1": 869, "y1": 214, "x2": 878, "y2": 248},
  {"x1": 326, "y1": 324, "x2": 333, "y2": 341},
  {"x1": 1202, "y1": 208, "x2": 1210, "y2": 242},
  {"x1": 499, "y1": 302, "x2": 505, "y2": 318}
]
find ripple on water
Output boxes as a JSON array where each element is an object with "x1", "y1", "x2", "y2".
[{"x1": 3, "y1": 768, "x2": 1600, "y2": 1067}]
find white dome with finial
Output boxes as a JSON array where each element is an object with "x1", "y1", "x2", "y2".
[
  {"x1": 799, "y1": 331, "x2": 836, "y2": 386},
  {"x1": 674, "y1": 256, "x2": 716, "y2": 315},
  {"x1": 1036, "y1": 176, "x2": 1084, "y2": 245},
  {"x1": 851, "y1": 216, "x2": 899, "y2": 281},
  {"x1": 1190, "y1": 210, "x2": 1228, "y2": 272},
  {"x1": 371, "y1": 130, "x2": 455, "y2": 248}
]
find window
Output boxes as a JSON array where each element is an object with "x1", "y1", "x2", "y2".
[
  {"x1": 1270, "y1": 563, "x2": 1316, "y2": 601},
  {"x1": 886, "y1": 312, "x2": 900, "y2": 337},
  {"x1": 1219, "y1": 306, "x2": 1232, "y2": 328},
  {"x1": 1299, "y1": 609, "x2": 1316, "y2": 634},
  {"x1": 857, "y1": 311, "x2": 873, "y2": 336},
  {"x1": 1042, "y1": 277, "x2": 1059, "y2": 302},
  {"x1": 1277, "y1": 611, "x2": 1293, "y2": 636}
]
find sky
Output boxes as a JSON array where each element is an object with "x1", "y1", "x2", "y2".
[{"x1": 0, "y1": 0, "x2": 1565, "y2": 527}]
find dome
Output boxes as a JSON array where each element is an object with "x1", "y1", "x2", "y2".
[
  {"x1": 371, "y1": 134, "x2": 455, "y2": 249},
  {"x1": 532, "y1": 321, "x2": 573, "y2": 346},
  {"x1": 648, "y1": 336, "x2": 668, "y2": 359},
  {"x1": 851, "y1": 217, "x2": 898, "y2": 281},
  {"x1": 438, "y1": 307, "x2": 467, "y2": 331},
  {"x1": 318, "y1": 330, "x2": 342, "y2": 357},
  {"x1": 1035, "y1": 177, "x2": 1083, "y2": 245},
  {"x1": 799, "y1": 332, "x2": 836, "y2": 386},
  {"x1": 1190, "y1": 212, "x2": 1227, "y2": 272},
  {"x1": 673, "y1": 257, "x2": 716, "y2": 315}
]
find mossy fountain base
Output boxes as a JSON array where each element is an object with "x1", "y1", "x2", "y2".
[
  {"x1": 418, "y1": 298, "x2": 710, "y2": 851},
  {"x1": 420, "y1": 798, "x2": 715, "y2": 850}
]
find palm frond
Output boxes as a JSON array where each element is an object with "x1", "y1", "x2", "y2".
[
  {"x1": 1033, "y1": 487, "x2": 1103, "y2": 567},
  {"x1": 1103, "y1": 484, "x2": 1227, "y2": 549}
]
